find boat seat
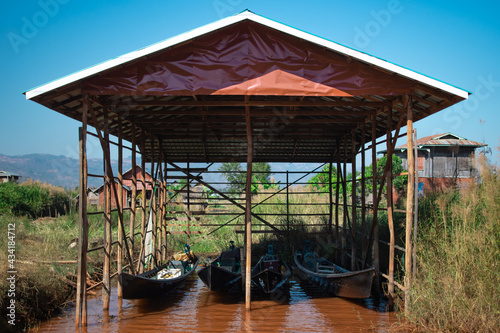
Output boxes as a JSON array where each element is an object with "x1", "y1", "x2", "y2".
[{"x1": 317, "y1": 264, "x2": 335, "y2": 273}]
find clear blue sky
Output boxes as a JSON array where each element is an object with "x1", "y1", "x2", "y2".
[{"x1": 1, "y1": 0, "x2": 499, "y2": 166}]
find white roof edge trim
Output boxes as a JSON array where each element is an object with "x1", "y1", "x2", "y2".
[{"x1": 25, "y1": 10, "x2": 469, "y2": 101}]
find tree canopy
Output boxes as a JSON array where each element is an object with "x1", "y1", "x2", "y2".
[{"x1": 218, "y1": 162, "x2": 273, "y2": 194}]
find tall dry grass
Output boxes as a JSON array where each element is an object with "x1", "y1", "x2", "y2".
[{"x1": 407, "y1": 156, "x2": 500, "y2": 332}]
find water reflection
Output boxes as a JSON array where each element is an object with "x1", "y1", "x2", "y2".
[{"x1": 33, "y1": 271, "x2": 394, "y2": 332}]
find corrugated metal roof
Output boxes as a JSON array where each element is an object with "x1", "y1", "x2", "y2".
[
  {"x1": 21, "y1": 11, "x2": 471, "y2": 164},
  {"x1": 395, "y1": 133, "x2": 487, "y2": 149},
  {"x1": 0, "y1": 171, "x2": 22, "y2": 177}
]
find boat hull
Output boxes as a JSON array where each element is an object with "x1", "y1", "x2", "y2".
[
  {"x1": 251, "y1": 254, "x2": 291, "y2": 296},
  {"x1": 198, "y1": 264, "x2": 241, "y2": 291},
  {"x1": 294, "y1": 252, "x2": 375, "y2": 299},
  {"x1": 119, "y1": 258, "x2": 198, "y2": 299}
]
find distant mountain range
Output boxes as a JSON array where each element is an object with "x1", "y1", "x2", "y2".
[
  {"x1": 0, "y1": 153, "x2": 132, "y2": 188},
  {"x1": 0, "y1": 153, "x2": 316, "y2": 189}
]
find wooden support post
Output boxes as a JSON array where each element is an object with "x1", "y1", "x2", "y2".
[
  {"x1": 371, "y1": 114, "x2": 380, "y2": 286},
  {"x1": 102, "y1": 113, "x2": 111, "y2": 311},
  {"x1": 286, "y1": 170, "x2": 290, "y2": 250},
  {"x1": 351, "y1": 131, "x2": 357, "y2": 270},
  {"x1": 387, "y1": 122, "x2": 395, "y2": 305},
  {"x1": 150, "y1": 142, "x2": 156, "y2": 268},
  {"x1": 335, "y1": 141, "x2": 340, "y2": 249},
  {"x1": 361, "y1": 124, "x2": 366, "y2": 257},
  {"x1": 117, "y1": 118, "x2": 124, "y2": 298},
  {"x1": 140, "y1": 133, "x2": 147, "y2": 273},
  {"x1": 329, "y1": 162, "x2": 333, "y2": 233},
  {"x1": 75, "y1": 97, "x2": 88, "y2": 327},
  {"x1": 405, "y1": 98, "x2": 415, "y2": 313},
  {"x1": 342, "y1": 136, "x2": 348, "y2": 267},
  {"x1": 129, "y1": 124, "x2": 137, "y2": 271},
  {"x1": 413, "y1": 129, "x2": 418, "y2": 278},
  {"x1": 162, "y1": 161, "x2": 168, "y2": 262},
  {"x1": 244, "y1": 104, "x2": 253, "y2": 311},
  {"x1": 187, "y1": 162, "x2": 191, "y2": 243}
]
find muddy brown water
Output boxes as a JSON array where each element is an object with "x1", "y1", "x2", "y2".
[{"x1": 33, "y1": 271, "x2": 394, "y2": 332}]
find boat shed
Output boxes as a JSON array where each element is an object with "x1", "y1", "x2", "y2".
[{"x1": 24, "y1": 10, "x2": 469, "y2": 326}]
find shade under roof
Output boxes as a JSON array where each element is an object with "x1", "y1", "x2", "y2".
[{"x1": 24, "y1": 10, "x2": 470, "y2": 163}]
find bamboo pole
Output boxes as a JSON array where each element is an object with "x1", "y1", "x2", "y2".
[
  {"x1": 117, "y1": 118, "x2": 124, "y2": 298},
  {"x1": 244, "y1": 104, "x2": 253, "y2": 311},
  {"x1": 286, "y1": 171, "x2": 290, "y2": 251},
  {"x1": 150, "y1": 140, "x2": 157, "y2": 269},
  {"x1": 371, "y1": 114, "x2": 380, "y2": 287},
  {"x1": 139, "y1": 132, "x2": 147, "y2": 273},
  {"x1": 102, "y1": 112, "x2": 111, "y2": 311},
  {"x1": 187, "y1": 162, "x2": 191, "y2": 244},
  {"x1": 387, "y1": 121, "x2": 395, "y2": 305},
  {"x1": 159, "y1": 159, "x2": 165, "y2": 262},
  {"x1": 129, "y1": 124, "x2": 137, "y2": 271},
  {"x1": 351, "y1": 131, "x2": 357, "y2": 270},
  {"x1": 335, "y1": 141, "x2": 340, "y2": 254},
  {"x1": 329, "y1": 162, "x2": 333, "y2": 233},
  {"x1": 342, "y1": 135, "x2": 348, "y2": 267},
  {"x1": 405, "y1": 98, "x2": 415, "y2": 313},
  {"x1": 75, "y1": 96, "x2": 89, "y2": 327},
  {"x1": 413, "y1": 128, "x2": 418, "y2": 278},
  {"x1": 361, "y1": 124, "x2": 366, "y2": 257}
]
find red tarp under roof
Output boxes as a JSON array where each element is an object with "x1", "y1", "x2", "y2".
[{"x1": 82, "y1": 20, "x2": 415, "y2": 97}]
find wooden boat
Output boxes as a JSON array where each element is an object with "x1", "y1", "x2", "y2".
[
  {"x1": 251, "y1": 246, "x2": 291, "y2": 295},
  {"x1": 119, "y1": 249, "x2": 198, "y2": 299},
  {"x1": 197, "y1": 247, "x2": 242, "y2": 292},
  {"x1": 293, "y1": 249, "x2": 375, "y2": 299}
]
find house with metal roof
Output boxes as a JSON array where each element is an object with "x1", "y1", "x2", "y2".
[
  {"x1": 391, "y1": 133, "x2": 487, "y2": 193},
  {"x1": 0, "y1": 171, "x2": 21, "y2": 183}
]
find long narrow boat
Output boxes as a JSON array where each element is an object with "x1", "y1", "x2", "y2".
[
  {"x1": 293, "y1": 249, "x2": 375, "y2": 299},
  {"x1": 251, "y1": 246, "x2": 291, "y2": 296},
  {"x1": 119, "y1": 249, "x2": 198, "y2": 299},
  {"x1": 197, "y1": 247, "x2": 241, "y2": 292}
]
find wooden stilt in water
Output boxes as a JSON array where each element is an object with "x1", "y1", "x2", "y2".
[
  {"x1": 386, "y1": 118, "x2": 395, "y2": 305},
  {"x1": 351, "y1": 131, "x2": 357, "y2": 270},
  {"x1": 117, "y1": 118, "x2": 124, "y2": 298},
  {"x1": 342, "y1": 136, "x2": 348, "y2": 267},
  {"x1": 75, "y1": 96, "x2": 89, "y2": 326},
  {"x1": 102, "y1": 112, "x2": 112, "y2": 311},
  {"x1": 244, "y1": 104, "x2": 253, "y2": 311},
  {"x1": 335, "y1": 140, "x2": 340, "y2": 261},
  {"x1": 405, "y1": 98, "x2": 415, "y2": 314},
  {"x1": 139, "y1": 132, "x2": 147, "y2": 274},
  {"x1": 361, "y1": 124, "x2": 366, "y2": 258},
  {"x1": 129, "y1": 124, "x2": 137, "y2": 272},
  {"x1": 371, "y1": 114, "x2": 380, "y2": 295}
]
